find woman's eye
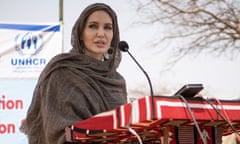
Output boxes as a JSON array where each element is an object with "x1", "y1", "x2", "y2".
[
  {"x1": 105, "y1": 25, "x2": 112, "y2": 30},
  {"x1": 88, "y1": 24, "x2": 97, "y2": 29}
]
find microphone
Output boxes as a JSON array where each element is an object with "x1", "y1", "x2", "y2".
[{"x1": 119, "y1": 41, "x2": 155, "y2": 119}]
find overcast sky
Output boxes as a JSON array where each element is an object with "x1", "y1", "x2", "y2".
[{"x1": 1, "y1": 0, "x2": 240, "y2": 100}]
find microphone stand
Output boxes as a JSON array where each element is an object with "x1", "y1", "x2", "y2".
[
  {"x1": 126, "y1": 50, "x2": 154, "y2": 99},
  {"x1": 119, "y1": 41, "x2": 155, "y2": 120}
]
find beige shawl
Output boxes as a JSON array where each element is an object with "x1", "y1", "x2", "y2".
[{"x1": 22, "y1": 52, "x2": 127, "y2": 144}]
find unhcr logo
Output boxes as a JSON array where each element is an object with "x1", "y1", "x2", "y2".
[
  {"x1": 15, "y1": 32, "x2": 43, "y2": 56},
  {"x1": 12, "y1": 32, "x2": 46, "y2": 66}
]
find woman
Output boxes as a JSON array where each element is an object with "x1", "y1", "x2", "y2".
[{"x1": 21, "y1": 3, "x2": 127, "y2": 144}]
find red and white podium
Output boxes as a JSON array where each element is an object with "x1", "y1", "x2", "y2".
[{"x1": 65, "y1": 96, "x2": 240, "y2": 143}]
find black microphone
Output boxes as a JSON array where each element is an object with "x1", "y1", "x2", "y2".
[{"x1": 119, "y1": 41, "x2": 155, "y2": 119}]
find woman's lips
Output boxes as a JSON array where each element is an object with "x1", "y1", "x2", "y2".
[{"x1": 94, "y1": 41, "x2": 105, "y2": 48}]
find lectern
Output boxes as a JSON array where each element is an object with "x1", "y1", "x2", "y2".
[{"x1": 65, "y1": 96, "x2": 240, "y2": 144}]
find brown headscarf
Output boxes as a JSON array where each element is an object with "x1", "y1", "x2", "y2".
[{"x1": 21, "y1": 3, "x2": 127, "y2": 144}]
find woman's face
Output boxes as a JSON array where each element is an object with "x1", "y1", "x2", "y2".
[{"x1": 82, "y1": 10, "x2": 113, "y2": 60}]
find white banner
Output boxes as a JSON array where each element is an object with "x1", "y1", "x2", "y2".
[{"x1": 0, "y1": 22, "x2": 62, "y2": 78}]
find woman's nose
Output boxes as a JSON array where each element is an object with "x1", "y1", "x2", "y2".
[{"x1": 96, "y1": 28, "x2": 104, "y2": 37}]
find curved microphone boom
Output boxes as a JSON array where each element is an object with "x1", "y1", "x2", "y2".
[{"x1": 119, "y1": 41, "x2": 155, "y2": 119}]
